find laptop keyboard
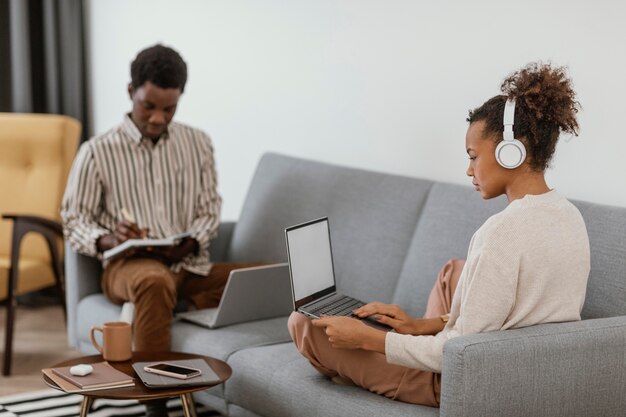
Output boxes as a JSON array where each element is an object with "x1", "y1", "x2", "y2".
[{"x1": 308, "y1": 296, "x2": 366, "y2": 317}]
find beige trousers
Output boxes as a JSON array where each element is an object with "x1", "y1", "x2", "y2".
[
  {"x1": 288, "y1": 258, "x2": 464, "y2": 407},
  {"x1": 102, "y1": 258, "x2": 263, "y2": 352}
]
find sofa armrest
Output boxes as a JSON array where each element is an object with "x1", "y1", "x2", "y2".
[
  {"x1": 64, "y1": 241, "x2": 102, "y2": 347},
  {"x1": 210, "y1": 221, "x2": 236, "y2": 263},
  {"x1": 440, "y1": 316, "x2": 626, "y2": 417}
]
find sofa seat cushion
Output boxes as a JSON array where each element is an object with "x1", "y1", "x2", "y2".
[
  {"x1": 225, "y1": 342, "x2": 439, "y2": 417},
  {"x1": 76, "y1": 295, "x2": 292, "y2": 360},
  {"x1": 171, "y1": 317, "x2": 291, "y2": 361}
]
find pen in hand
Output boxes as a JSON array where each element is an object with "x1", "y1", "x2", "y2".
[
  {"x1": 120, "y1": 207, "x2": 148, "y2": 239},
  {"x1": 120, "y1": 207, "x2": 135, "y2": 223}
]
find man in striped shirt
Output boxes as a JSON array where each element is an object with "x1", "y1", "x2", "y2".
[{"x1": 61, "y1": 45, "x2": 256, "y2": 362}]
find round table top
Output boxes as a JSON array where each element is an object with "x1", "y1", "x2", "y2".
[{"x1": 43, "y1": 351, "x2": 232, "y2": 400}]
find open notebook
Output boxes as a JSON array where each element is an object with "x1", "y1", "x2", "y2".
[{"x1": 103, "y1": 232, "x2": 192, "y2": 261}]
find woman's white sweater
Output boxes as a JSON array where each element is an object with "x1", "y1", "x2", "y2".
[{"x1": 385, "y1": 190, "x2": 590, "y2": 373}]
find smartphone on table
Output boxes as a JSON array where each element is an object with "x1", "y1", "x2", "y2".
[{"x1": 143, "y1": 362, "x2": 202, "y2": 379}]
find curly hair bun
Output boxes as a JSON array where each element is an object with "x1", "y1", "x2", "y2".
[
  {"x1": 467, "y1": 62, "x2": 581, "y2": 171},
  {"x1": 501, "y1": 62, "x2": 579, "y2": 136},
  {"x1": 494, "y1": 63, "x2": 580, "y2": 170}
]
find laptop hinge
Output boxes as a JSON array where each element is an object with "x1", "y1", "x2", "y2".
[{"x1": 299, "y1": 292, "x2": 338, "y2": 310}]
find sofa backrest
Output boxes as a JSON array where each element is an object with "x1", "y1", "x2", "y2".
[
  {"x1": 392, "y1": 183, "x2": 507, "y2": 316},
  {"x1": 572, "y1": 200, "x2": 626, "y2": 319},
  {"x1": 392, "y1": 188, "x2": 626, "y2": 319},
  {"x1": 399, "y1": 184, "x2": 626, "y2": 319},
  {"x1": 228, "y1": 153, "x2": 433, "y2": 304},
  {"x1": 229, "y1": 153, "x2": 626, "y2": 319}
]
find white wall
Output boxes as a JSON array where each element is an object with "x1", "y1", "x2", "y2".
[{"x1": 85, "y1": 0, "x2": 626, "y2": 220}]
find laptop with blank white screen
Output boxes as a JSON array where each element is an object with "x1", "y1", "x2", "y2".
[
  {"x1": 285, "y1": 217, "x2": 390, "y2": 331},
  {"x1": 176, "y1": 263, "x2": 292, "y2": 328}
]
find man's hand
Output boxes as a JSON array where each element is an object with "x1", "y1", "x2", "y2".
[
  {"x1": 311, "y1": 316, "x2": 386, "y2": 353},
  {"x1": 96, "y1": 220, "x2": 149, "y2": 252},
  {"x1": 138, "y1": 237, "x2": 199, "y2": 265}
]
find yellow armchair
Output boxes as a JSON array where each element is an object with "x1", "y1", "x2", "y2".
[{"x1": 0, "y1": 112, "x2": 80, "y2": 375}]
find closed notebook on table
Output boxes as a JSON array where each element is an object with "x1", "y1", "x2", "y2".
[
  {"x1": 51, "y1": 362, "x2": 134, "y2": 390},
  {"x1": 42, "y1": 368, "x2": 135, "y2": 393}
]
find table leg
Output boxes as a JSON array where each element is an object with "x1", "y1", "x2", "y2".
[
  {"x1": 180, "y1": 393, "x2": 198, "y2": 417},
  {"x1": 79, "y1": 396, "x2": 94, "y2": 417}
]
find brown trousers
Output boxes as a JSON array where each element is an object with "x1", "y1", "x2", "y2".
[
  {"x1": 102, "y1": 258, "x2": 262, "y2": 352},
  {"x1": 288, "y1": 258, "x2": 464, "y2": 407}
]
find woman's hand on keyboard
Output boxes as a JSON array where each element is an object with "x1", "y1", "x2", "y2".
[
  {"x1": 353, "y1": 302, "x2": 446, "y2": 336},
  {"x1": 312, "y1": 316, "x2": 385, "y2": 353},
  {"x1": 353, "y1": 302, "x2": 417, "y2": 334}
]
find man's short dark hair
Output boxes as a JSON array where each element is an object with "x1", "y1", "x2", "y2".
[{"x1": 130, "y1": 44, "x2": 188, "y2": 92}]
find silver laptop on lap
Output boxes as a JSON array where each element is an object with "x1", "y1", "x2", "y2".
[
  {"x1": 176, "y1": 263, "x2": 292, "y2": 328},
  {"x1": 285, "y1": 217, "x2": 390, "y2": 331}
]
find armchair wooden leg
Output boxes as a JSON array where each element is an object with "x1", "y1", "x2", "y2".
[
  {"x1": 3, "y1": 265, "x2": 17, "y2": 376},
  {"x1": 46, "y1": 238, "x2": 66, "y2": 322},
  {"x1": 1, "y1": 214, "x2": 66, "y2": 375},
  {"x1": 3, "y1": 219, "x2": 24, "y2": 376}
]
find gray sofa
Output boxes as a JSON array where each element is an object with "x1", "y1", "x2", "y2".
[{"x1": 65, "y1": 152, "x2": 626, "y2": 417}]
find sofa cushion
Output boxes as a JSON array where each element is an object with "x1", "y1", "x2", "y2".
[
  {"x1": 77, "y1": 295, "x2": 292, "y2": 359},
  {"x1": 572, "y1": 200, "x2": 626, "y2": 319},
  {"x1": 170, "y1": 317, "x2": 291, "y2": 361},
  {"x1": 225, "y1": 342, "x2": 439, "y2": 417},
  {"x1": 392, "y1": 183, "x2": 507, "y2": 316},
  {"x1": 226, "y1": 404, "x2": 264, "y2": 417},
  {"x1": 228, "y1": 153, "x2": 433, "y2": 304}
]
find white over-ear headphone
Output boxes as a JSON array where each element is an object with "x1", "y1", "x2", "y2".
[{"x1": 495, "y1": 99, "x2": 526, "y2": 169}]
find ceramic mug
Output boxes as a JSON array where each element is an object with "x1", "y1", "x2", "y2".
[{"x1": 90, "y1": 321, "x2": 132, "y2": 361}]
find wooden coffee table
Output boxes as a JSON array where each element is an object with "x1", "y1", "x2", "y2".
[{"x1": 43, "y1": 351, "x2": 232, "y2": 417}]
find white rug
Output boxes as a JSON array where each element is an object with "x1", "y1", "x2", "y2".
[{"x1": 0, "y1": 388, "x2": 220, "y2": 417}]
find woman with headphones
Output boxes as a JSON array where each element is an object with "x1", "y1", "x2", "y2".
[{"x1": 288, "y1": 62, "x2": 590, "y2": 407}]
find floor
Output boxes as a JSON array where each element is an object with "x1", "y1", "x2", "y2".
[{"x1": 0, "y1": 304, "x2": 80, "y2": 396}]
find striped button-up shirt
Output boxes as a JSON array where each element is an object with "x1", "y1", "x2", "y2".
[{"x1": 61, "y1": 115, "x2": 221, "y2": 275}]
